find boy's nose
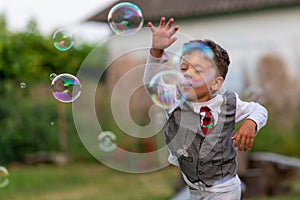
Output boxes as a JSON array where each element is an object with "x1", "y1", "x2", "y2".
[{"x1": 183, "y1": 74, "x2": 192, "y2": 79}]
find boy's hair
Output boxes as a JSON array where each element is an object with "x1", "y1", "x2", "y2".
[{"x1": 182, "y1": 39, "x2": 230, "y2": 79}]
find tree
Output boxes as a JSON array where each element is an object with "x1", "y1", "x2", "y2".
[{"x1": 0, "y1": 14, "x2": 105, "y2": 164}]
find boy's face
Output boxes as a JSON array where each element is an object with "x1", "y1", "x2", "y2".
[{"x1": 179, "y1": 51, "x2": 220, "y2": 102}]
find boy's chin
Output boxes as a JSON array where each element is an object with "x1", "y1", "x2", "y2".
[
  {"x1": 179, "y1": 88, "x2": 197, "y2": 101},
  {"x1": 185, "y1": 93, "x2": 198, "y2": 101},
  {"x1": 186, "y1": 96, "x2": 198, "y2": 101}
]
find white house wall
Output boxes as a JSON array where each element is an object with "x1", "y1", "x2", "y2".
[{"x1": 107, "y1": 7, "x2": 300, "y2": 93}]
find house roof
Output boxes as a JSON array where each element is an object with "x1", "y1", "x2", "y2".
[{"x1": 87, "y1": 0, "x2": 300, "y2": 23}]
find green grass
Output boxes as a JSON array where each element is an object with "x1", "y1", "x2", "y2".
[
  {"x1": 1, "y1": 161, "x2": 300, "y2": 200},
  {"x1": 0, "y1": 162, "x2": 178, "y2": 200}
]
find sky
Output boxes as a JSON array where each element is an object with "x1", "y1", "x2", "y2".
[{"x1": 0, "y1": 0, "x2": 118, "y2": 43}]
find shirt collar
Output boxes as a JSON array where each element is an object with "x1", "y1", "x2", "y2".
[{"x1": 190, "y1": 93, "x2": 224, "y2": 113}]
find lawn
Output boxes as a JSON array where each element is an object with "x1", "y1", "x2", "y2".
[
  {"x1": 1, "y1": 161, "x2": 300, "y2": 200},
  {"x1": 0, "y1": 161, "x2": 179, "y2": 200}
]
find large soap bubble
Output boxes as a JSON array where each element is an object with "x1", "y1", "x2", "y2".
[
  {"x1": 107, "y1": 2, "x2": 144, "y2": 36},
  {"x1": 52, "y1": 28, "x2": 74, "y2": 51},
  {"x1": 51, "y1": 73, "x2": 81, "y2": 103},
  {"x1": 148, "y1": 70, "x2": 188, "y2": 110},
  {"x1": 0, "y1": 166, "x2": 9, "y2": 189}
]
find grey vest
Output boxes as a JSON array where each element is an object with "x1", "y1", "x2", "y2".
[{"x1": 164, "y1": 91, "x2": 237, "y2": 186}]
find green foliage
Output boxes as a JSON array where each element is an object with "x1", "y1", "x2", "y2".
[
  {"x1": 0, "y1": 15, "x2": 105, "y2": 164},
  {"x1": 0, "y1": 15, "x2": 95, "y2": 82},
  {"x1": 252, "y1": 114, "x2": 300, "y2": 158},
  {"x1": 0, "y1": 83, "x2": 58, "y2": 163}
]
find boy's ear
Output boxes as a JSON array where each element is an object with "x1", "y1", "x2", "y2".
[{"x1": 211, "y1": 77, "x2": 224, "y2": 91}]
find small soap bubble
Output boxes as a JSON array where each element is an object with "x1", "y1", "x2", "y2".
[
  {"x1": 242, "y1": 85, "x2": 265, "y2": 103},
  {"x1": 148, "y1": 70, "x2": 188, "y2": 109},
  {"x1": 51, "y1": 73, "x2": 81, "y2": 103},
  {"x1": 107, "y1": 2, "x2": 144, "y2": 36},
  {"x1": 0, "y1": 166, "x2": 9, "y2": 189},
  {"x1": 52, "y1": 29, "x2": 74, "y2": 51},
  {"x1": 50, "y1": 73, "x2": 57, "y2": 81},
  {"x1": 20, "y1": 82, "x2": 26, "y2": 89},
  {"x1": 50, "y1": 121, "x2": 55, "y2": 126},
  {"x1": 98, "y1": 131, "x2": 117, "y2": 152}
]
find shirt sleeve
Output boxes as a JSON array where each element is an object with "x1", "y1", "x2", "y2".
[
  {"x1": 235, "y1": 92, "x2": 268, "y2": 134},
  {"x1": 143, "y1": 52, "x2": 179, "y2": 113},
  {"x1": 143, "y1": 52, "x2": 169, "y2": 86}
]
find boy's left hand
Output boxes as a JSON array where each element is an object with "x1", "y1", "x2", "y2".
[{"x1": 231, "y1": 119, "x2": 256, "y2": 151}]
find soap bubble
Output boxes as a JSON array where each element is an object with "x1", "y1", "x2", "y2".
[
  {"x1": 50, "y1": 73, "x2": 57, "y2": 81},
  {"x1": 51, "y1": 73, "x2": 81, "y2": 103},
  {"x1": 0, "y1": 166, "x2": 9, "y2": 189},
  {"x1": 20, "y1": 82, "x2": 26, "y2": 89},
  {"x1": 98, "y1": 131, "x2": 117, "y2": 152},
  {"x1": 108, "y1": 2, "x2": 144, "y2": 36},
  {"x1": 52, "y1": 29, "x2": 74, "y2": 51},
  {"x1": 148, "y1": 70, "x2": 188, "y2": 110},
  {"x1": 242, "y1": 85, "x2": 265, "y2": 103}
]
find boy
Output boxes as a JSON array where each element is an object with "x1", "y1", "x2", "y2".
[{"x1": 144, "y1": 17, "x2": 268, "y2": 199}]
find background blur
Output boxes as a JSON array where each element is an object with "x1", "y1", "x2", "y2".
[{"x1": 1, "y1": 0, "x2": 300, "y2": 199}]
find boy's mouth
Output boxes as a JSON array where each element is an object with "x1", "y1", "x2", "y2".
[
  {"x1": 180, "y1": 80, "x2": 193, "y2": 90},
  {"x1": 185, "y1": 81, "x2": 193, "y2": 87},
  {"x1": 182, "y1": 74, "x2": 209, "y2": 88},
  {"x1": 182, "y1": 74, "x2": 193, "y2": 87}
]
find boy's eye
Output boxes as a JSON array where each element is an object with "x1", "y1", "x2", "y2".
[
  {"x1": 194, "y1": 66, "x2": 203, "y2": 72},
  {"x1": 180, "y1": 63, "x2": 188, "y2": 70}
]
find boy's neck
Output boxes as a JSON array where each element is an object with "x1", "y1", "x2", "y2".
[
  {"x1": 189, "y1": 95, "x2": 212, "y2": 103},
  {"x1": 193, "y1": 92, "x2": 218, "y2": 103},
  {"x1": 196, "y1": 96, "x2": 212, "y2": 103}
]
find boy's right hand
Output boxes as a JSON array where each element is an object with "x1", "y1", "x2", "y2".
[{"x1": 148, "y1": 17, "x2": 179, "y2": 58}]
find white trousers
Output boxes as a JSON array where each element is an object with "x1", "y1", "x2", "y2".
[
  {"x1": 189, "y1": 184, "x2": 241, "y2": 200},
  {"x1": 188, "y1": 175, "x2": 241, "y2": 200}
]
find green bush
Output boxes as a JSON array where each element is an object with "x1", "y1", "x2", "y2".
[
  {"x1": 0, "y1": 83, "x2": 58, "y2": 163},
  {"x1": 0, "y1": 14, "x2": 101, "y2": 164}
]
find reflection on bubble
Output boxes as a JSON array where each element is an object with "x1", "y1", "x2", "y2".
[
  {"x1": 242, "y1": 85, "x2": 265, "y2": 103},
  {"x1": 51, "y1": 73, "x2": 81, "y2": 103},
  {"x1": 149, "y1": 70, "x2": 188, "y2": 110},
  {"x1": 98, "y1": 131, "x2": 117, "y2": 152},
  {"x1": 52, "y1": 29, "x2": 74, "y2": 51},
  {"x1": 182, "y1": 41, "x2": 215, "y2": 59},
  {"x1": 50, "y1": 73, "x2": 57, "y2": 81},
  {"x1": 20, "y1": 82, "x2": 26, "y2": 89},
  {"x1": 0, "y1": 166, "x2": 9, "y2": 189},
  {"x1": 107, "y1": 2, "x2": 143, "y2": 36}
]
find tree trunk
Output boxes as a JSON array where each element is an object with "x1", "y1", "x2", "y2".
[{"x1": 57, "y1": 102, "x2": 68, "y2": 153}]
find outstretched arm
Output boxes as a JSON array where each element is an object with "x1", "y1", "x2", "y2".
[
  {"x1": 144, "y1": 17, "x2": 179, "y2": 84},
  {"x1": 143, "y1": 17, "x2": 180, "y2": 112}
]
